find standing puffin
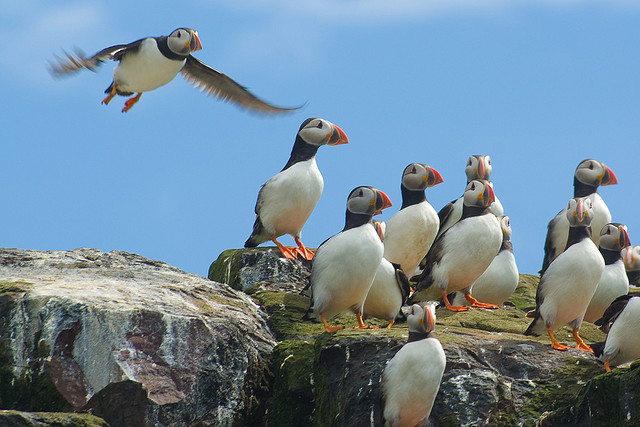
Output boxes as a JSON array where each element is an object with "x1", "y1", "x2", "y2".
[
  {"x1": 436, "y1": 154, "x2": 503, "y2": 240},
  {"x1": 583, "y1": 223, "x2": 631, "y2": 323},
  {"x1": 622, "y1": 245, "x2": 640, "y2": 286},
  {"x1": 304, "y1": 186, "x2": 392, "y2": 333},
  {"x1": 540, "y1": 159, "x2": 618, "y2": 274},
  {"x1": 380, "y1": 303, "x2": 446, "y2": 427},
  {"x1": 525, "y1": 197, "x2": 605, "y2": 351},
  {"x1": 410, "y1": 180, "x2": 503, "y2": 311},
  {"x1": 245, "y1": 118, "x2": 348, "y2": 260},
  {"x1": 591, "y1": 295, "x2": 640, "y2": 371},
  {"x1": 363, "y1": 260, "x2": 411, "y2": 329},
  {"x1": 50, "y1": 28, "x2": 298, "y2": 113},
  {"x1": 451, "y1": 215, "x2": 519, "y2": 307},
  {"x1": 382, "y1": 163, "x2": 443, "y2": 276}
]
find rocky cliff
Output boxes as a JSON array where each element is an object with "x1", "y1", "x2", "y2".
[{"x1": 1, "y1": 247, "x2": 639, "y2": 426}]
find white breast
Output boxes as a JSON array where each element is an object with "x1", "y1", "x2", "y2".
[
  {"x1": 311, "y1": 224, "x2": 383, "y2": 318},
  {"x1": 538, "y1": 238, "x2": 604, "y2": 329},
  {"x1": 363, "y1": 259, "x2": 403, "y2": 321},
  {"x1": 436, "y1": 193, "x2": 502, "y2": 240},
  {"x1": 602, "y1": 297, "x2": 640, "y2": 367},
  {"x1": 383, "y1": 201, "x2": 439, "y2": 275},
  {"x1": 432, "y1": 214, "x2": 502, "y2": 293},
  {"x1": 583, "y1": 260, "x2": 629, "y2": 323},
  {"x1": 468, "y1": 248, "x2": 519, "y2": 305},
  {"x1": 114, "y1": 38, "x2": 186, "y2": 93},
  {"x1": 258, "y1": 159, "x2": 324, "y2": 238},
  {"x1": 381, "y1": 337, "x2": 446, "y2": 426}
]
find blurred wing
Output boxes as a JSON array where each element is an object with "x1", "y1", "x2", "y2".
[
  {"x1": 181, "y1": 55, "x2": 300, "y2": 114},
  {"x1": 49, "y1": 40, "x2": 144, "y2": 75}
]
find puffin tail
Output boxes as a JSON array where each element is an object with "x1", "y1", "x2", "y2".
[
  {"x1": 591, "y1": 341, "x2": 605, "y2": 358},
  {"x1": 524, "y1": 314, "x2": 543, "y2": 336},
  {"x1": 244, "y1": 217, "x2": 266, "y2": 248}
]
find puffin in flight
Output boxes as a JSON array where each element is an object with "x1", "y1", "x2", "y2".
[
  {"x1": 410, "y1": 180, "x2": 503, "y2": 311},
  {"x1": 380, "y1": 303, "x2": 446, "y2": 427},
  {"x1": 540, "y1": 159, "x2": 617, "y2": 274},
  {"x1": 304, "y1": 186, "x2": 392, "y2": 333},
  {"x1": 525, "y1": 197, "x2": 604, "y2": 352},
  {"x1": 50, "y1": 28, "x2": 298, "y2": 113},
  {"x1": 245, "y1": 118, "x2": 348, "y2": 260}
]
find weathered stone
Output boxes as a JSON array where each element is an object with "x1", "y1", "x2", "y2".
[
  {"x1": 0, "y1": 410, "x2": 109, "y2": 426},
  {"x1": 0, "y1": 248, "x2": 276, "y2": 427},
  {"x1": 208, "y1": 248, "x2": 311, "y2": 292}
]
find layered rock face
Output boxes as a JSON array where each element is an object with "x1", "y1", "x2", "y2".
[
  {"x1": 0, "y1": 248, "x2": 275, "y2": 426},
  {"x1": 1, "y1": 247, "x2": 639, "y2": 426}
]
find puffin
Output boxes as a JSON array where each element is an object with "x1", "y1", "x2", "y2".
[
  {"x1": 363, "y1": 260, "x2": 411, "y2": 329},
  {"x1": 410, "y1": 180, "x2": 503, "y2": 311},
  {"x1": 380, "y1": 303, "x2": 446, "y2": 427},
  {"x1": 591, "y1": 295, "x2": 640, "y2": 372},
  {"x1": 525, "y1": 197, "x2": 605, "y2": 351},
  {"x1": 436, "y1": 154, "x2": 503, "y2": 240},
  {"x1": 50, "y1": 28, "x2": 298, "y2": 113},
  {"x1": 622, "y1": 245, "x2": 640, "y2": 286},
  {"x1": 381, "y1": 163, "x2": 443, "y2": 277},
  {"x1": 245, "y1": 118, "x2": 348, "y2": 260},
  {"x1": 583, "y1": 223, "x2": 631, "y2": 323},
  {"x1": 450, "y1": 215, "x2": 519, "y2": 307},
  {"x1": 303, "y1": 186, "x2": 392, "y2": 333},
  {"x1": 540, "y1": 159, "x2": 618, "y2": 274}
]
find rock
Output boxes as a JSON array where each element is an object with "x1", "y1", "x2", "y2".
[
  {"x1": 208, "y1": 248, "x2": 311, "y2": 292},
  {"x1": 0, "y1": 248, "x2": 276, "y2": 427},
  {"x1": 0, "y1": 410, "x2": 108, "y2": 426}
]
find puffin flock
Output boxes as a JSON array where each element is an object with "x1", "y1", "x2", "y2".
[{"x1": 49, "y1": 28, "x2": 640, "y2": 425}]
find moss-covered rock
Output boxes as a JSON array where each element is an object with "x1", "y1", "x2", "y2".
[{"x1": 0, "y1": 410, "x2": 109, "y2": 427}]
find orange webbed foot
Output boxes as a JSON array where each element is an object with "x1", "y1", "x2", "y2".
[
  {"x1": 321, "y1": 313, "x2": 344, "y2": 333},
  {"x1": 465, "y1": 292, "x2": 499, "y2": 309},
  {"x1": 575, "y1": 343, "x2": 593, "y2": 352},
  {"x1": 294, "y1": 237, "x2": 314, "y2": 261},
  {"x1": 604, "y1": 361, "x2": 611, "y2": 372},
  {"x1": 271, "y1": 236, "x2": 299, "y2": 259},
  {"x1": 551, "y1": 341, "x2": 571, "y2": 351},
  {"x1": 442, "y1": 290, "x2": 469, "y2": 312},
  {"x1": 384, "y1": 319, "x2": 395, "y2": 329},
  {"x1": 572, "y1": 329, "x2": 593, "y2": 352},
  {"x1": 122, "y1": 93, "x2": 142, "y2": 112}
]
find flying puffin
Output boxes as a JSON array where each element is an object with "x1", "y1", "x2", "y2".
[
  {"x1": 410, "y1": 180, "x2": 503, "y2": 311},
  {"x1": 303, "y1": 186, "x2": 392, "y2": 332},
  {"x1": 525, "y1": 197, "x2": 605, "y2": 352},
  {"x1": 245, "y1": 118, "x2": 348, "y2": 260},
  {"x1": 380, "y1": 303, "x2": 446, "y2": 427},
  {"x1": 591, "y1": 295, "x2": 640, "y2": 372},
  {"x1": 49, "y1": 28, "x2": 298, "y2": 113},
  {"x1": 363, "y1": 260, "x2": 411, "y2": 328},
  {"x1": 381, "y1": 163, "x2": 443, "y2": 277},
  {"x1": 540, "y1": 159, "x2": 617, "y2": 274},
  {"x1": 450, "y1": 215, "x2": 519, "y2": 307},
  {"x1": 436, "y1": 154, "x2": 503, "y2": 240},
  {"x1": 622, "y1": 245, "x2": 640, "y2": 286},
  {"x1": 583, "y1": 223, "x2": 631, "y2": 323}
]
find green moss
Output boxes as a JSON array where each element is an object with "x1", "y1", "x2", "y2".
[
  {"x1": 0, "y1": 281, "x2": 32, "y2": 295},
  {"x1": 0, "y1": 410, "x2": 109, "y2": 426},
  {"x1": 509, "y1": 274, "x2": 539, "y2": 311},
  {"x1": 208, "y1": 249, "x2": 243, "y2": 287},
  {"x1": 264, "y1": 341, "x2": 315, "y2": 426}
]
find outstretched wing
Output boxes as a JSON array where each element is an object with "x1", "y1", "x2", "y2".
[
  {"x1": 49, "y1": 40, "x2": 145, "y2": 75},
  {"x1": 181, "y1": 55, "x2": 300, "y2": 114}
]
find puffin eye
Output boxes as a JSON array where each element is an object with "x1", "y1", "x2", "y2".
[
  {"x1": 316, "y1": 121, "x2": 323, "y2": 129},
  {"x1": 470, "y1": 183, "x2": 475, "y2": 191},
  {"x1": 467, "y1": 160, "x2": 472, "y2": 166},
  {"x1": 588, "y1": 162, "x2": 594, "y2": 170},
  {"x1": 358, "y1": 189, "x2": 363, "y2": 197},
  {"x1": 411, "y1": 166, "x2": 417, "y2": 173}
]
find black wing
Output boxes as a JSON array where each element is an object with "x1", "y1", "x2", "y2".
[
  {"x1": 539, "y1": 210, "x2": 563, "y2": 274},
  {"x1": 181, "y1": 55, "x2": 300, "y2": 114},
  {"x1": 437, "y1": 199, "x2": 457, "y2": 226},
  {"x1": 49, "y1": 39, "x2": 145, "y2": 75},
  {"x1": 598, "y1": 295, "x2": 634, "y2": 333}
]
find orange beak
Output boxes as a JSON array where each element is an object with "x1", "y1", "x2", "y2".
[
  {"x1": 477, "y1": 159, "x2": 486, "y2": 180},
  {"x1": 328, "y1": 124, "x2": 349, "y2": 146},
  {"x1": 576, "y1": 199, "x2": 585, "y2": 222},
  {"x1": 429, "y1": 167, "x2": 444, "y2": 187},
  {"x1": 190, "y1": 31, "x2": 203, "y2": 52},
  {"x1": 374, "y1": 190, "x2": 392, "y2": 215},
  {"x1": 484, "y1": 182, "x2": 496, "y2": 205},
  {"x1": 620, "y1": 227, "x2": 631, "y2": 249},
  {"x1": 601, "y1": 167, "x2": 618, "y2": 186}
]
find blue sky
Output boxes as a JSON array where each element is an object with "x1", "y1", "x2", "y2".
[{"x1": 2, "y1": 1, "x2": 639, "y2": 277}]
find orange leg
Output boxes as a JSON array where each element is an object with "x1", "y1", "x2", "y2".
[
  {"x1": 464, "y1": 292, "x2": 499, "y2": 309},
  {"x1": 321, "y1": 313, "x2": 344, "y2": 333},
  {"x1": 271, "y1": 236, "x2": 298, "y2": 259},
  {"x1": 122, "y1": 93, "x2": 142, "y2": 112},
  {"x1": 385, "y1": 318, "x2": 395, "y2": 329},
  {"x1": 354, "y1": 312, "x2": 373, "y2": 329},
  {"x1": 294, "y1": 237, "x2": 314, "y2": 261},
  {"x1": 572, "y1": 329, "x2": 593, "y2": 352},
  {"x1": 548, "y1": 328, "x2": 570, "y2": 351},
  {"x1": 442, "y1": 290, "x2": 469, "y2": 312},
  {"x1": 102, "y1": 84, "x2": 117, "y2": 105},
  {"x1": 604, "y1": 361, "x2": 611, "y2": 372}
]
